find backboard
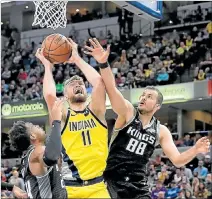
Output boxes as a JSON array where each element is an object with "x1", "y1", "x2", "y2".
[{"x1": 114, "y1": 1, "x2": 163, "y2": 21}]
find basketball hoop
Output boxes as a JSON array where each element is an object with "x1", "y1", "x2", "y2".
[{"x1": 32, "y1": 1, "x2": 68, "y2": 30}]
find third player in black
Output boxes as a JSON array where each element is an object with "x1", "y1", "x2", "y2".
[
  {"x1": 9, "y1": 98, "x2": 67, "y2": 199},
  {"x1": 84, "y1": 38, "x2": 210, "y2": 199}
]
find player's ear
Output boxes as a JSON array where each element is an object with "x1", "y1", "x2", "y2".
[
  {"x1": 155, "y1": 104, "x2": 161, "y2": 110},
  {"x1": 30, "y1": 133, "x2": 36, "y2": 141}
]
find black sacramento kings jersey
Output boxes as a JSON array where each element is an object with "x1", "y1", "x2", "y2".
[
  {"x1": 104, "y1": 110, "x2": 160, "y2": 198},
  {"x1": 20, "y1": 146, "x2": 67, "y2": 199}
]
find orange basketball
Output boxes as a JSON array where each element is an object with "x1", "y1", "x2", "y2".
[{"x1": 42, "y1": 34, "x2": 71, "y2": 64}]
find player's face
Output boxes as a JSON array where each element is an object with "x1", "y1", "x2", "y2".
[
  {"x1": 66, "y1": 80, "x2": 87, "y2": 103},
  {"x1": 138, "y1": 89, "x2": 160, "y2": 114},
  {"x1": 25, "y1": 123, "x2": 46, "y2": 142}
]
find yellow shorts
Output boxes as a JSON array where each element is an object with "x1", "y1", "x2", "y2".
[{"x1": 66, "y1": 181, "x2": 110, "y2": 198}]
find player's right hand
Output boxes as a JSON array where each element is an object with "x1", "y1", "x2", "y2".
[
  {"x1": 64, "y1": 38, "x2": 81, "y2": 64},
  {"x1": 51, "y1": 97, "x2": 66, "y2": 121},
  {"x1": 35, "y1": 48, "x2": 53, "y2": 67}
]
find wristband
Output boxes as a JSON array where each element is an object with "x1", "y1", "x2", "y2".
[
  {"x1": 52, "y1": 120, "x2": 61, "y2": 125},
  {"x1": 99, "y1": 62, "x2": 110, "y2": 69}
]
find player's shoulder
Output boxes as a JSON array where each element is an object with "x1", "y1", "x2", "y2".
[
  {"x1": 30, "y1": 145, "x2": 45, "y2": 162},
  {"x1": 159, "y1": 124, "x2": 170, "y2": 132},
  {"x1": 159, "y1": 124, "x2": 171, "y2": 138}
]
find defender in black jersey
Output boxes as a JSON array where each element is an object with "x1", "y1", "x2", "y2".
[
  {"x1": 85, "y1": 38, "x2": 210, "y2": 199},
  {"x1": 9, "y1": 98, "x2": 67, "y2": 199}
]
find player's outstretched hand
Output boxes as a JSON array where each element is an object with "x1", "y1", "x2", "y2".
[
  {"x1": 65, "y1": 38, "x2": 80, "y2": 64},
  {"x1": 51, "y1": 97, "x2": 66, "y2": 121},
  {"x1": 194, "y1": 136, "x2": 210, "y2": 154},
  {"x1": 35, "y1": 48, "x2": 53, "y2": 67},
  {"x1": 84, "y1": 38, "x2": 110, "y2": 64},
  {"x1": 13, "y1": 185, "x2": 28, "y2": 198}
]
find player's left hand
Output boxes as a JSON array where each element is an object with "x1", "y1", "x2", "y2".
[
  {"x1": 65, "y1": 38, "x2": 80, "y2": 64},
  {"x1": 84, "y1": 38, "x2": 110, "y2": 64},
  {"x1": 194, "y1": 136, "x2": 210, "y2": 154}
]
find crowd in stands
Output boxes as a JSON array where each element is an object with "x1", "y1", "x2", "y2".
[
  {"x1": 1, "y1": 21, "x2": 212, "y2": 103},
  {"x1": 111, "y1": 25, "x2": 212, "y2": 90},
  {"x1": 148, "y1": 153, "x2": 212, "y2": 199},
  {"x1": 1, "y1": 139, "x2": 211, "y2": 199},
  {"x1": 180, "y1": 6, "x2": 212, "y2": 24},
  {"x1": 157, "y1": 4, "x2": 212, "y2": 27}
]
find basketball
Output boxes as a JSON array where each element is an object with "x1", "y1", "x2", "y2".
[{"x1": 42, "y1": 34, "x2": 71, "y2": 64}]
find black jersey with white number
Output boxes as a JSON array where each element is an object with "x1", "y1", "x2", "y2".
[
  {"x1": 104, "y1": 110, "x2": 160, "y2": 198},
  {"x1": 20, "y1": 146, "x2": 67, "y2": 199}
]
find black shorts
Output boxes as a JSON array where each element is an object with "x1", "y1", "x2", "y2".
[{"x1": 106, "y1": 179, "x2": 151, "y2": 199}]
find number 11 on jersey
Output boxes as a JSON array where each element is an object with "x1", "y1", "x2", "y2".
[{"x1": 81, "y1": 130, "x2": 92, "y2": 146}]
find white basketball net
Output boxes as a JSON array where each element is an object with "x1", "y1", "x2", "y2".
[{"x1": 32, "y1": 1, "x2": 68, "y2": 30}]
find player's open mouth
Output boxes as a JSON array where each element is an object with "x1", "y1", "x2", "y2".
[
  {"x1": 139, "y1": 102, "x2": 145, "y2": 106},
  {"x1": 74, "y1": 88, "x2": 83, "y2": 94}
]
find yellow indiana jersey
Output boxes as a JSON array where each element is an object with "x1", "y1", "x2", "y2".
[{"x1": 61, "y1": 107, "x2": 108, "y2": 181}]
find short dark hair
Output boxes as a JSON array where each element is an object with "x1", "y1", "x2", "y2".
[
  {"x1": 8, "y1": 121, "x2": 30, "y2": 152},
  {"x1": 144, "y1": 86, "x2": 163, "y2": 106}
]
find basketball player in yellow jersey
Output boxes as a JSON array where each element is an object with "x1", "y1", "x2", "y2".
[{"x1": 35, "y1": 38, "x2": 110, "y2": 198}]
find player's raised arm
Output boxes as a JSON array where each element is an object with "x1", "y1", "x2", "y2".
[
  {"x1": 84, "y1": 38, "x2": 134, "y2": 118},
  {"x1": 65, "y1": 38, "x2": 106, "y2": 119},
  {"x1": 159, "y1": 125, "x2": 210, "y2": 168},
  {"x1": 35, "y1": 48, "x2": 57, "y2": 111},
  {"x1": 30, "y1": 98, "x2": 65, "y2": 167}
]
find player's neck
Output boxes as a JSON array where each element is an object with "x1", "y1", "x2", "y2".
[
  {"x1": 69, "y1": 102, "x2": 87, "y2": 112},
  {"x1": 139, "y1": 113, "x2": 153, "y2": 127}
]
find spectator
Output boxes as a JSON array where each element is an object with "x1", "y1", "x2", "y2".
[
  {"x1": 118, "y1": 8, "x2": 126, "y2": 37},
  {"x1": 126, "y1": 72, "x2": 135, "y2": 88},
  {"x1": 194, "y1": 182, "x2": 208, "y2": 199},
  {"x1": 89, "y1": 57, "x2": 97, "y2": 68},
  {"x1": 17, "y1": 69, "x2": 28, "y2": 81},
  {"x1": 13, "y1": 90, "x2": 25, "y2": 102},
  {"x1": 9, "y1": 170, "x2": 24, "y2": 190},
  {"x1": 194, "y1": 32, "x2": 203, "y2": 43},
  {"x1": 13, "y1": 51, "x2": 22, "y2": 64},
  {"x1": 184, "y1": 189, "x2": 192, "y2": 199},
  {"x1": 183, "y1": 134, "x2": 193, "y2": 146},
  {"x1": 176, "y1": 42, "x2": 187, "y2": 55},
  {"x1": 206, "y1": 21, "x2": 212, "y2": 48},
  {"x1": 56, "y1": 81, "x2": 64, "y2": 95},
  {"x1": 1, "y1": 67, "x2": 11, "y2": 83},
  {"x1": 1, "y1": 93, "x2": 12, "y2": 104},
  {"x1": 24, "y1": 88, "x2": 34, "y2": 101},
  {"x1": 180, "y1": 166, "x2": 193, "y2": 181},
  {"x1": 85, "y1": 81, "x2": 92, "y2": 94},
  {"x1": 193, "y1": 161, "x2": 208, "y2": 180},
  {"x1": 158, "y1": 167, "x2": 169, "y2": 183},
  {"x1": 165, "y1": 181, "x2": 180, "y2": 199},
  {"x1": 176, "y1": 190, "x2": 184, "y2": 199},
  {"x1": 126, "y1": 10, "x2": 134, "y2": 36},
  {"x1": 197, "y1": 69, "x2": 206, "y2": 81},
  {"x1": 204, "y1": 155, "x2": 211, "y2": 171},
  {"x1": 151, "y1": 181, "x2": 167, "y2": 199},
  {"x1": 205, "y1": 174, "x2": 212, "y2": 198},
  {"x1": 157, "y1": 68, "x2": 169, "y2": 85},
  {"x1": 174, "y1": 168, "x2": 183, "y2": 185},
  {"x1": 1, "y1": 80, "x2": 9, "y2": 93},
  {"x1": 158, "y1": 191, "x2": 165, "y2": 199},
  {"x1": 148, "y1": 164, "x2": 157, "y2": 187},
  {"x1": 146, "y1": 72, "x2": 157, "y2": 86},
  {"x1": 185, "y1": 35, "x2": 193, "y2": 49}
]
